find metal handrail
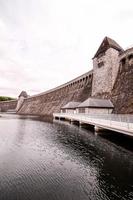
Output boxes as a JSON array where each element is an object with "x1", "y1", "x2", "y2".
[
  {"x1": 53, "y1": 113, "x2": 133, "y2": 123},
  {"x1": 53, "y1": 113, "x2": 133, "y2": 131}
]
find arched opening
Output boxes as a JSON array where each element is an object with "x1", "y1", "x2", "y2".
[
  {"x1": 85, "y1": 76, "x2": 88, "y2": 85},
  {"x1": 80, "y1": 79, "x2": 82, "y2": 88},
  {"x1": 128, "y1": 54, "x2": 133, "y2": 60},
  {"x1": 121, "y1": 57, "x2": 126, "y2": 67},
  {"x1": 89, "y1": 74, "x2": 92, "y2": 79},
  {"x1": 128, "y1": 54, "x2": 133, "y2": 66}
]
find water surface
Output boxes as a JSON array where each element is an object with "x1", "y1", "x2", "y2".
[{"x1": 0, "y1": 114, "x2": 133, "y2": 200}]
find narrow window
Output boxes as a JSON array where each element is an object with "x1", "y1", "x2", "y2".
[
  {"x1": 128, "y1": 54, "x2": 133, "y2": 60},
  {"x1": 121, "y1": 58, "x2": 126, "y2": 67},
  {"x1": 98, "y1": 61, "x2": 104, "y2": 68}
]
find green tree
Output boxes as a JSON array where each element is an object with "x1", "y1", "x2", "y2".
[{"x1": 0, "y1": 96, "x2": 16, "y2": 101}]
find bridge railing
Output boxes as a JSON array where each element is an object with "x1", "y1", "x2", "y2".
[
  {"x1": 53, "y1": 113, "x2": 133, "y2": 122},
  {"x1": 53, "y1": 113, "x2": 133, "y2": 133}
]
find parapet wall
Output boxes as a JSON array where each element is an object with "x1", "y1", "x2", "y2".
[
  {"x1": 0, "y1": 100, "x2": 17, "y2": 112},
  {"x1": 18, "y1": 71, "x2": 93, "y2": 116}
]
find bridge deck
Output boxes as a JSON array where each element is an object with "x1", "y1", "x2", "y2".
[{"x1": 53, "y1": 113, "x2": 133, "y2": 136}]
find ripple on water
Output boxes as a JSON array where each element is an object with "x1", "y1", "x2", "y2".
[{"x1": 0, "y1": 114, "x2": 133, "y2": 200}]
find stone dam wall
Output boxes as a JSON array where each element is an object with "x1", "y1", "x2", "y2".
[
  {"x1": 0, "y1": 100, "x2": 17, "y2": 112},
  {"x1": 1, "y1": 38, "x2": 132, "y2": 116},
  {"x1": 111, "y1": 50, "x2": 133, "y2": 114},
  {"x1": 18, "y1": 71, "x2": 93, "y2": 116},
  {"x1": 0, "y1": 62, "x2": 132, "y2": 116}
]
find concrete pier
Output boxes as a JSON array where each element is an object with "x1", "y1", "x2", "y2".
[{"x1": 94, "y1": 126, "x2": 105, "y2": 132}]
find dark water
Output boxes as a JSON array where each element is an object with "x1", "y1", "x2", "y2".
[{"x1": 0, "y1": 114, "x2": 133, "y2": 200}]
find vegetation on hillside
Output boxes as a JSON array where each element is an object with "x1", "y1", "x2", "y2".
[{"x1": 0, "y1": 96, "x2": 16, "y2": 101}]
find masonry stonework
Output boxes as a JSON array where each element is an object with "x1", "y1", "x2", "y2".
[
  {"x1": 111, "y1": 49, "x2": 133, "y2": 114},
  {"x1": 18, "y1": 71, "x2": 93, "y2": 116},
  {"x1": 92, "y1": 48, "x2": 120, "y2": 98},
  {"x1": 0, "y1": 100, "x2": 17, "y2": 112},
  {"x1": 0, "y1": 37, "x2": 132, "y2": 115}
]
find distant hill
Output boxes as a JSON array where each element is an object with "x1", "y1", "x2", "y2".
[{"x1": 0, "y1": 96, "x2": 16, "y2": 101}]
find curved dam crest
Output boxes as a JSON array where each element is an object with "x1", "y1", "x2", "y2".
[
  {"x1": 0, "y1": 37, "x2": 133, "y2": 115},
  {"x1": 18, "y1": 71, "x2": 93, "y2": 116}
]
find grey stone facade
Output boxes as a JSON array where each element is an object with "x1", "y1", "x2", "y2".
[
  {"x1": 17, "y1": 37, "x2": 133, "y2": 116},
  {"x1": 92, "y1": 37, "x2": 123, "y2": 98},
  {"x1": 18, "y1": 71, "x2": 93, "y2": 116},
  {"x1": 0, "y1": 36, "x2": 132, "y2": 115},
  {"x1": 111, "y1": 48, "x2": 133, "y2": 113},
  {"x1": 0, "y1": 100, "x2": 17, "y2": 112}
]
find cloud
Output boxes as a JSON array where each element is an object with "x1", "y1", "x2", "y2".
[
  {"x1": 0, "y1": 0, "x2": 133, "y2": 97},
  {"x1": 116, "y1": 9, "x2": 133, "y2": 22}
]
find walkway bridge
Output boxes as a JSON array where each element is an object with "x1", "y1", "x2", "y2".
[{"x1": 53, "y1": 113, "x2": 133, "y2": 137}]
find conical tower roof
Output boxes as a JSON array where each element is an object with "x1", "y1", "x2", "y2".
[
  {"x1": 18, "y1": 91, "x2": 28, "y2": 98},
  {"x1": 93, "y1": 36, "x2": 124, "y2": 58}
]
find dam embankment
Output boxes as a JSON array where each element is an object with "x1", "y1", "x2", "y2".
[
  {"x1": 0, "y1": 62, "x2": 132, "y2": 116},
  {"x1": 0, "y1": 100, "x2": 17, "y2": 112},
  {"x1": 1, "y1": 37, "x2": 133, "y2": 116},
  {"x1": 18, "y1": 71, "x2": 93, "y2": 116},
  {"x1": 111, "y1": 53, "x2": 133, "y2": 114}
]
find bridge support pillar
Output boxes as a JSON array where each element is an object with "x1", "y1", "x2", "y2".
[
  {"x1": 70, "y1": 119, "x2": 79, "y2": 125},
  {"x1": 79, "y1": 121, "x2": 85, "y2": 128},
  {"x1": 94, "y1": 126, "x2": 104, "y2": 135},
  {"x1": 70, "y1": 119, "x2": 74, "y2": 124}
]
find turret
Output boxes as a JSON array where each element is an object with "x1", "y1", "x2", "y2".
[
  {"x1": 16, "y1": 91, "x2": 28, "y2": 111},
  {"x1": 92, "y1": 36, "x2": 124, "y2": 98}
]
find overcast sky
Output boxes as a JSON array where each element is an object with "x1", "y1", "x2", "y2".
[{"x1": 0, "y1": 0, "x2": 133, "y2": 97}]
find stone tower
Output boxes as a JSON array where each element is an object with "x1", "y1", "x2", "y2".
[
  {"x1": 92, "y1": 37, "x2": 124, "y2": 98},
  {"x1": 16, "y1": 91, "x2": 28, "y2": 112}
]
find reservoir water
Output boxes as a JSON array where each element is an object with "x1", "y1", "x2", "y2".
[{"x1": 0, "y1": 114, "x2": 133, "y2": 200}]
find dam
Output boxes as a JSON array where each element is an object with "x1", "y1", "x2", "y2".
[
  {"x1": 0, "y1": 37, "x2": 133, "y2": 116},
  {"x1": 0, "y1": 37, "x2": 133, "y2": 200},
  {"x1": 0, "y1": 36, "x2": 133, "y2": 137}
]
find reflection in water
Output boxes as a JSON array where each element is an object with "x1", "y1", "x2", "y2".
[{"x1": 0, "y1": 113, "x2": 132, "y2": 200}]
